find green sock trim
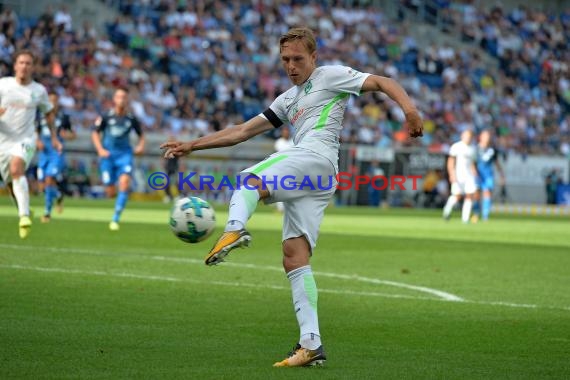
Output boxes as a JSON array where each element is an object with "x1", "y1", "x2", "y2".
[
  {"x1": 303, "y1": 274, "x2": 318, "y2": 311},
  {"x1": 242, "y1": 188, "x2": 259, "y2": 215}
]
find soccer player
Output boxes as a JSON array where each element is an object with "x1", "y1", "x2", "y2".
[
  {"x1": 161, "y1": 27, "x2": 423, "y2": 367},
  {"x1": 162, "y1": 155, "x2": 179, "y2": 203},
  {"x1": 36, "y1": 92, "x2": 76, "y2": 222},
  {"x1": 0, "y1": 50, "x2": 61, "y2": 238},
  {"x1": 91, "y1": 87, "x2": 145, "y2": 231},
  {"x1": 442, "y1": 129, "x2": 477, "y2": 223},
  {"x1": 473, "y1": 129, "x2": 504, "y2": 221}
]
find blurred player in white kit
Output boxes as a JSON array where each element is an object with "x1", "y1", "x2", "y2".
[
  {"x1": 0, "y1": 50, "x2": 61, "y2": 238},
  {"x1": 442, "y1": 129, "x2": 477, "y2": 223}
]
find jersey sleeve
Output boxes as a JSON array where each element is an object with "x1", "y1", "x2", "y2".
[
  {"x1": 489, "y1": 147, "x2": 497, "y2": 163},
  {"x1": 35, "y1": 110, "x2": 42, "y2": 133},
  {"x1": 131, "y1": 116, "x2": 143, "y2": 136},
  {"x1": 93, "y1": 114, "x2": 107, "y2": 132},
  {"x1": 61, "y1": 114, "x2": 72, "y2": 131},
  {"x1": 37, "y1": 86, "x2": 54, "y2": 114},
  {"x1": 324, "y1": 65, "x2": 371, "y2": 96},
  {"x1": 449, "y1": 142, "x2": 459, "y2": 157},
  {"x1": 259, "y1": 94, "x2": 288, "y2": 128}
]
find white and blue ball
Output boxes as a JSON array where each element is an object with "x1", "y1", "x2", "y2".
[{"x1": 169, "y1": 196, "x2": 216, "y2": 243}]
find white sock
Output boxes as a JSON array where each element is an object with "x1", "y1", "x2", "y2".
[
  {"x1": 462, "y1": 198, "x2": 473, "y2": 223},
  {"x1": 225, "y1": 188, "x2": 260, "y2": 232},
  {"x1": 12, "y1": 176, "x2": 30, "y2": 217},
  {"x1": 443, "y1": 196, "x2": 457, "y2": 218},
  {"x1": 288, "y1": 265, "x2": 321, "y2": 350}
]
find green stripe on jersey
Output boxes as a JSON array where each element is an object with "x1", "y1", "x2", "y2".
[
  {"x1": 314, "y1": 93, "x2": 349, "y2": 130},
  {"x1": 250, "y1": 154, "x2": 288, "y2": 175}
]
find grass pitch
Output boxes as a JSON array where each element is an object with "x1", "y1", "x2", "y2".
[{"x1": 1, "y1": 197, "x2": 569, "y2": 379}]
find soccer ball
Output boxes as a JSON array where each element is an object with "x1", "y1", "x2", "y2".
[{"x1": 169, "y1": 196, "x2": 216, "y2": 243}]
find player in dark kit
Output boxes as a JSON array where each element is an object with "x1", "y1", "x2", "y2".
[
  {"x1": 91, "y1": 87, "x2": 145, "y2": 231},
  {"x1": 36, "y1": 92, "x2": 76, "y2": 222},
  {"x1": 163, "y1": 153, "x2": 179, "y2": 202}
]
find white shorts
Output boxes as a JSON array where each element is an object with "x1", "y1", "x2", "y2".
[
  {"x1": 242, "y1": 147, "x2": 337, "y2": 251},
  {"x1": 0, "y1": 137, "x2": 37, "y2": 183},
  {"x1": 451, "y1": 179, "x2": 477, "y2": 196}
]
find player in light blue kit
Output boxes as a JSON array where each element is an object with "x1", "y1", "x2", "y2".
[
  {"x1": 36, "y1": 92, "x2": 76, "y2": 222},
  {"x1": 474, "y1": 130, "x2": 504, "y2": 221},
  {"x1": 91, "y1": 88, "x2": 145, "y2": 231}
]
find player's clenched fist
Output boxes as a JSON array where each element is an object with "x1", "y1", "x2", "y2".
[
  {"x1": 405, "y1": 111, "x2": 423, "y2": 138},
  {"x1": 161, "y1": 141, "x2": 193, "y2": 158}
]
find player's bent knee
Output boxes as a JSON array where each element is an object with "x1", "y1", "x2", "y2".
[
  {"x1": 282, "y1": 237, "x2": 311, "y2": 272},
  {"x1": 118, "y1": 174, "x2": 131, "y2": 191},
  {"x1": 9, "y1": 159, "x2": 25, "y2": 177},
  {"x1": 243, "y1": 175, "x2": 269, "y2": 200}
]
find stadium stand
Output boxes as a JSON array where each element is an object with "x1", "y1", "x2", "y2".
[{"x1": 0, "y1": 0, "x2": 568, "y2": 203}]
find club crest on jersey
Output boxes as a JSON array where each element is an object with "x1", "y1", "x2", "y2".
[
  {"x1": 348, "y1": 69, "x2": 359, "y2": 77},
  {"x1": 304, "y1": 80, "x2": 312, "y2": 94},
  {"x1": 291, "y1": 105, "x2": 305, "y2": 124}
]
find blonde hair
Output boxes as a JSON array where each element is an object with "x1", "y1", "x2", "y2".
[
  {"x1": 14, "y1": 50, "x2": 36, "y2": 64},
  {"x1": 279, "y1": 27, "x2": 316, "y2": 53}
]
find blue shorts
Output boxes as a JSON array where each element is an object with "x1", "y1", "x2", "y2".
[
  {"x1": 100, "y1": 151, "x2": 133, "y2": 186},
  {"x1": 37, "y1": 153, "x2": 65, "y2": 182},
  {"x1": 478, "y1": 175, "x2": 494, "y2": 191}
]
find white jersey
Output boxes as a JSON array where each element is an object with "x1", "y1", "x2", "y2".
[
  {"x1": 266, "y1": 65, "x2": 370, "y2": 171},
  {"x1": 0, "y1": 77, "x2": 53, "y2": 146},
  {"x1": 449, "y1": 140, "x2": 476, "y2": 182}
]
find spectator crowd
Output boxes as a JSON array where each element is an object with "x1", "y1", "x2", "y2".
[{"x1": 0, "y1": 0, "x2": 568, "y2": 175}]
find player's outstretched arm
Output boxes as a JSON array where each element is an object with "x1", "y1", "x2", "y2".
[
  {"x1": 470, "y1": 162, "x2": 478, "y2": 178},
  {"x1": 447, "y1": 156, "x2": 456, "y2": 184},
  {"x1": 45, "y1": 109, "x2": 63, "y2": 153},
  {"x1": 91, "y1": 130, "x2": 110, "y2": 158},
  {"x1": 161, "y1": 115, "x2": 273, "y2": 158},
  {"x1": 36, "y1": 130, "x2": 45, "y2": 152},
  {"x1": 61, "y1": 129, "x2": 77, "y2": 140},
  {"x1": 495, "y1": 159, "x2": 506, "y2": 185},
  {"x1": 361, "y1": 75, "x2": 423, "y2": 138},
  {"x1": 134, "y1": 134, "x2": 145, "y2": 155},
  {"x1": 61, "y1": 115, "x2": 76, "y2": 141}
]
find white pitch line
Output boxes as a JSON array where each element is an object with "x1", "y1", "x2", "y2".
[
  {"x1": 223, "y1": 262, "x2": 464, "y2": 301},
  {"x1": 472, "y1": 301, "x2": 538, "y2": 309},
  {"x1": 2, "y1": 263, "x2": 569, "y2": 312},
  {"x1": 0, "y1": 243, "x2": 462, "y2": 301},
  {"x1": 311, "y1": 272, "x2": 464, "y2": 302},
  {"x1": 0, "y1": 264, "x2": 427, "y2": 301},
  {"x1": 2, "y1": 244, "x2": 568, "y2": 310}
]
